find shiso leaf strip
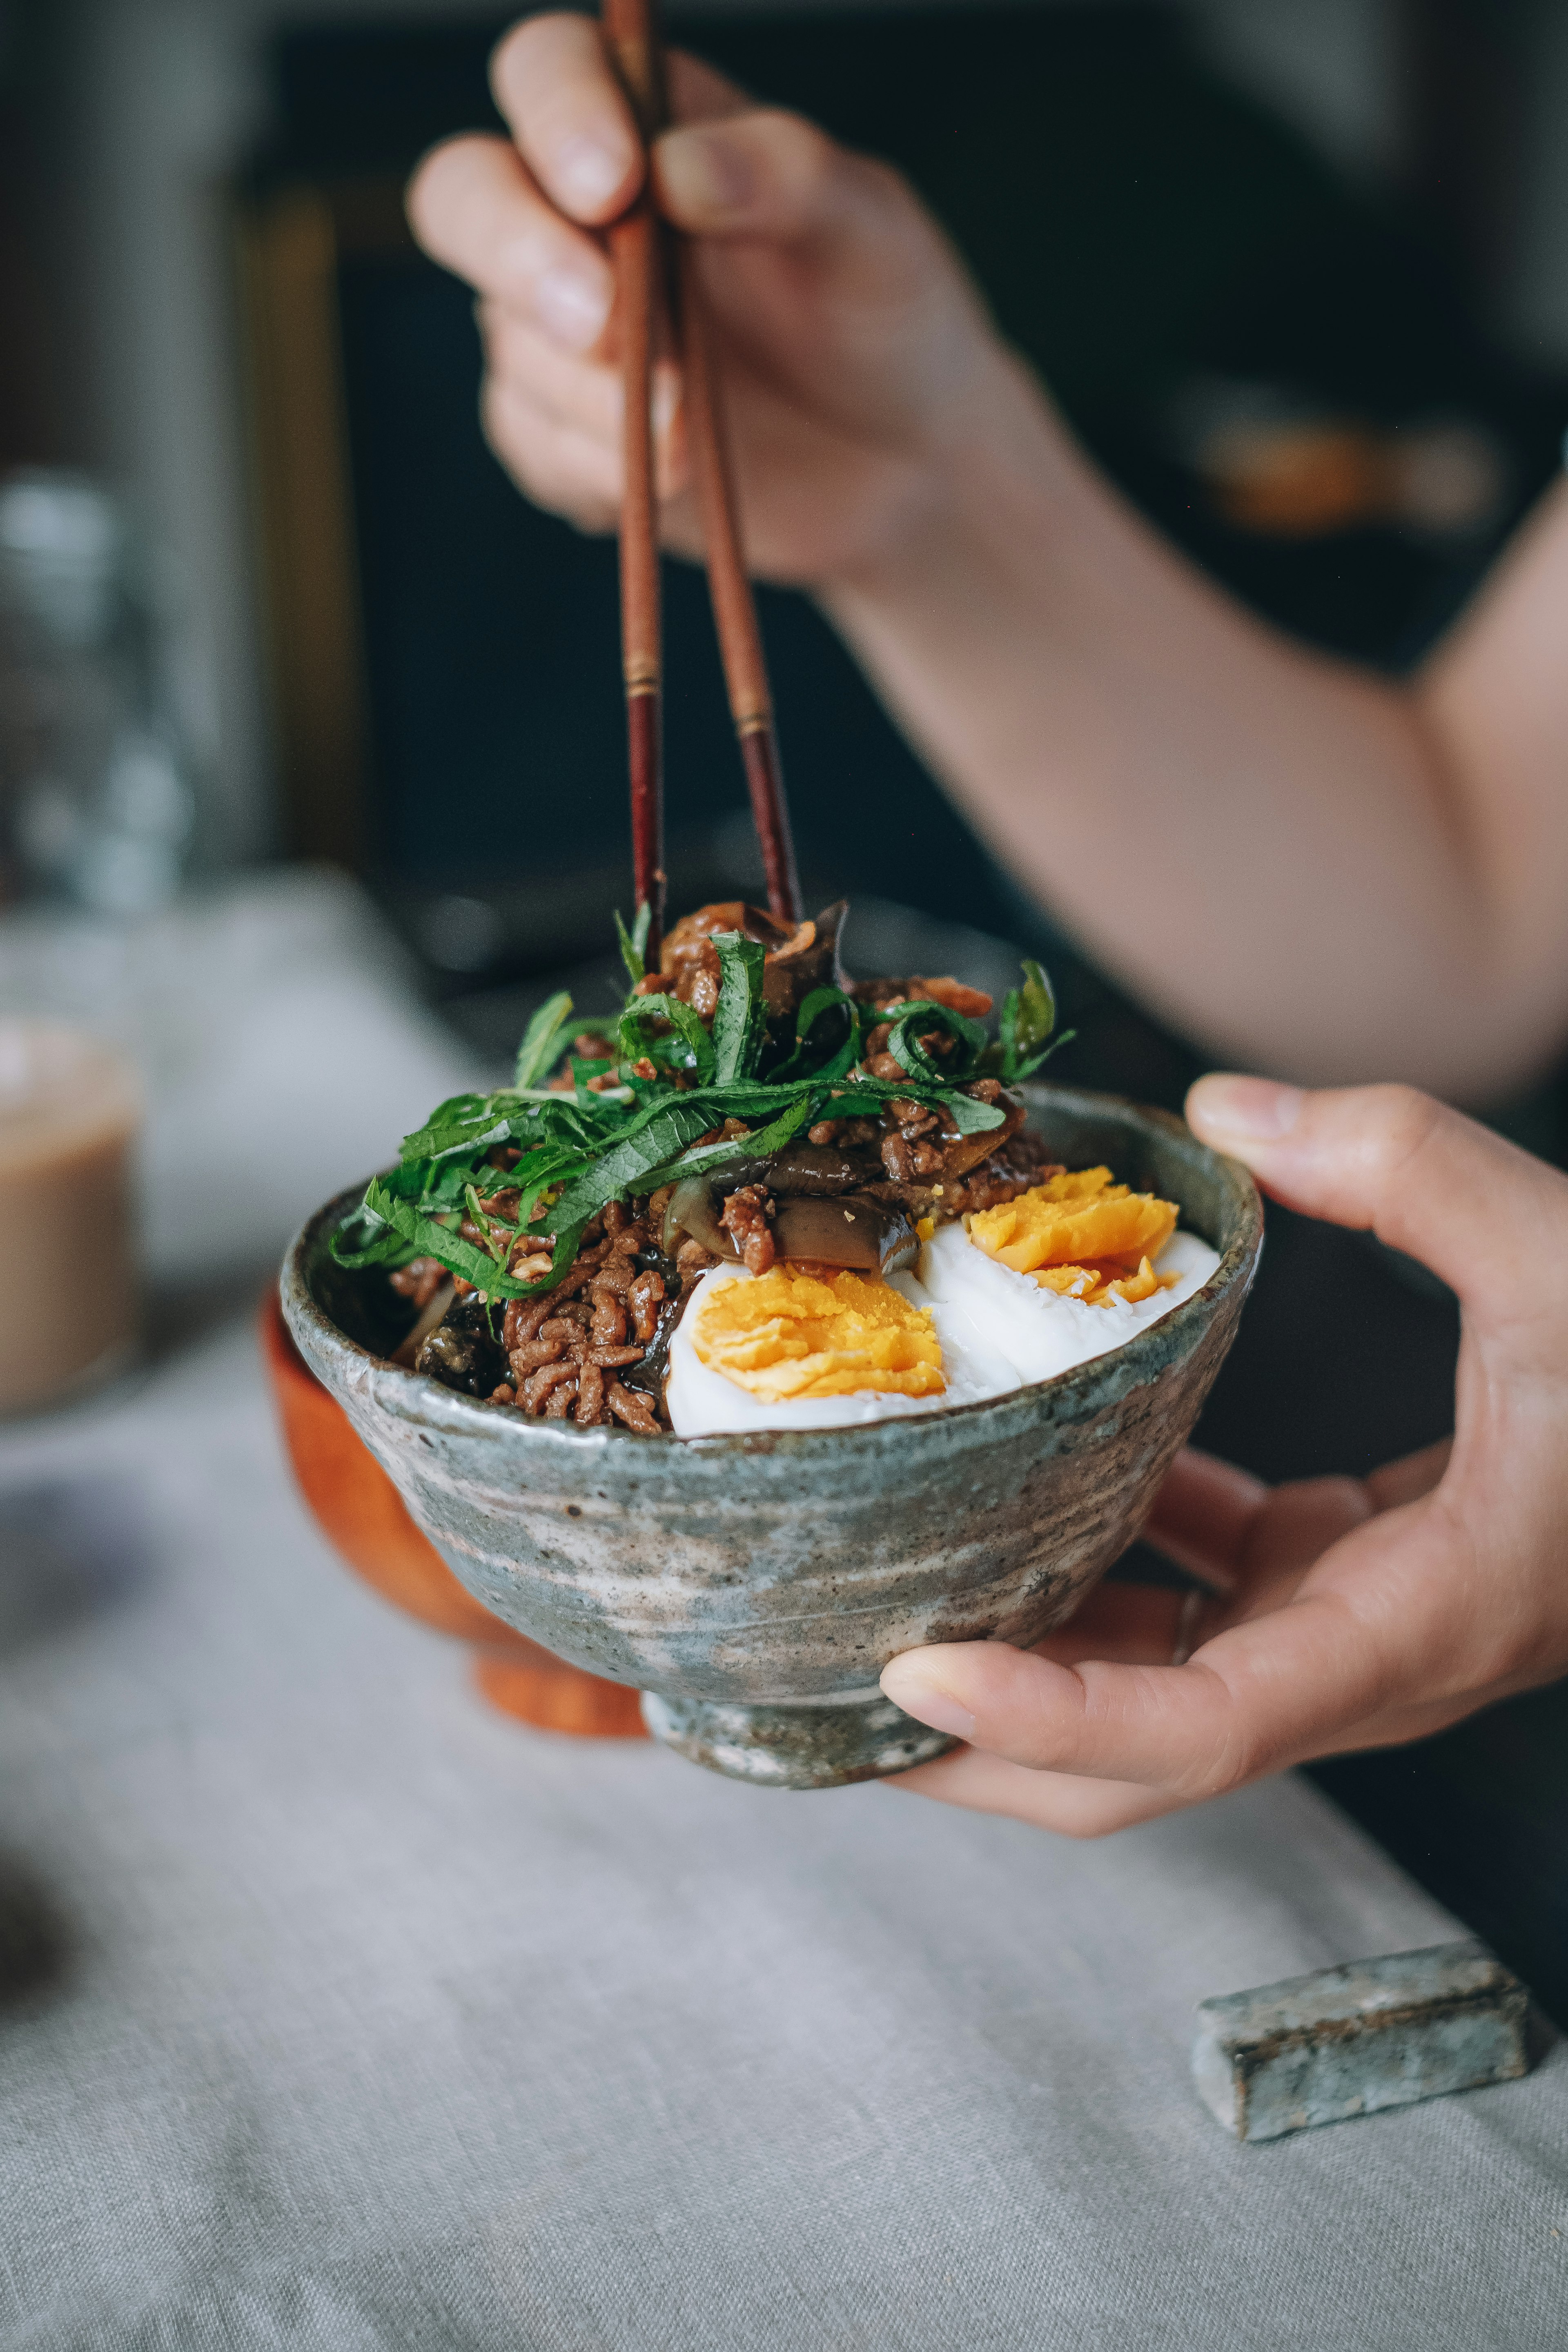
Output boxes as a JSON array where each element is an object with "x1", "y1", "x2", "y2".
[
  {"x1": 883, "y1": 997, "x2": 988, "y2": 1085},
  {"x1": 629, "y1": 1091, "x2": 816, "y2": 1192},
  {"x1": 769, "y1": 986, "x2": 862, "y2": 1084},
  {"x1": 998, "y1": 958, "x2": 1068, "y2": 1084},
  {"x1": 614, "y1": 906, "x2": 650, "y2": 987},
  {"x1": 710, "y1": 932, "x2": 767, "y2": 1083},
  {"x1": 514, "y1": 992, "x2": 574, "y2": 1089},
  {"x1": 617, "y1": 991, "x2": 716, "y2": 1084},
  {"x1": 332, "y1": 922, "x2": 1057, "y2": 1299}
]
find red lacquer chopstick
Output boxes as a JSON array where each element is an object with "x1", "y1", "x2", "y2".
[{"x1": 601, "y1": 0, "x2": 802, "y2": 941}]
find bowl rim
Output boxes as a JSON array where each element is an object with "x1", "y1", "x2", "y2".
[{"x1": 281, "y1": 1083, "x2": 1263, "y2": 1461}]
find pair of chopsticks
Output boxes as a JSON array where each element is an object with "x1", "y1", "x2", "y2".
[{"x1": 601, "y1": 0, "x2": 801, "y2": 964}]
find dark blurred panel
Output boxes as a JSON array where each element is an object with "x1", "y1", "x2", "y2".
[{"x1": 0, "y1": 9, "x2": 58, "y2": 469}]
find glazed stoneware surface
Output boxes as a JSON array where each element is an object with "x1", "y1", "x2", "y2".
[{"x1": 281, "y1": 1087, "x2": 1262, "y2": 1788}]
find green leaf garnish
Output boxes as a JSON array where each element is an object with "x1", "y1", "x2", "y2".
[
  {"x1": 710, "y1": 932, "x2": 767, "y2": 1083},
  {"x1": 999, "y1": 958, "x2": 1058, "y2": 1083},
  {"x1": 514, "y1": 993, "x2": 574, "y2": 1089},
  {"x1": 884, "y1": 997, "x2": 987, "y2": 1086},
  {"x1": 614, "y1": 909, "x2": 645, "y2": 986},
  {"x1": 337, "y1": 917, "x2": 1060, "y2": 1306},
  {"x1": 769, "y1": 987, "x2": 861, "y2": 1084},
  {"x1": 630, "y1": 1090, "x2": 815, "y2": 1192},
  {"x1": 618, "y1": 991, "x2": 716, "y2": 1085}
]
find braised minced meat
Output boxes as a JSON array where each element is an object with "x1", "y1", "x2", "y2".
[
  {"x1": 394, "y1": 952, "x2": 1061, "y2": 1430},
  {"x1": 411, "y1": 1197, "x2": 722, "y2": 1432}
]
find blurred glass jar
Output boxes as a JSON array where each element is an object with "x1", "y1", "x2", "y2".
[{"x1": 0, "y1": 469, "x2": 195, "y2": 915}]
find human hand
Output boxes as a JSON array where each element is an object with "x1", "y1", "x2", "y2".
[
  {"x1": 881, "y1": 1078, "x2": 1568, "y2": 1835},
  {"x1": 406, "y1": 12, "x2": 1013, "y2": 585}
]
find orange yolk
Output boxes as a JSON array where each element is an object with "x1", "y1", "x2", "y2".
[
  {"x1": 966, "y1": 1169, "x2": 1180, "y2": 1307},
  {"x1": 690, "y1": 1266, "x2": 945, "y2": 1402}
]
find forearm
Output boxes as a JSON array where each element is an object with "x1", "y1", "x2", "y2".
[{"x1": 824, "y1": 356, "x2": 1557, "y2": 1099}]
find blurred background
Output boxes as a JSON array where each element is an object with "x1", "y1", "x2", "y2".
[
  {"x1": 4, "y1": 0, "x2": 1568, "y2": 2000},
  {"x1": 4, "y1": 0, "x2": 1568, "y2": 1034}
]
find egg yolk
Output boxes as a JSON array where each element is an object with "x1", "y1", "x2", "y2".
[
  {"x1": 967, "y1": 1169, "x2": 1180, "y2": 1307},
  {"x1": 690, "y1": 1267, "x2": 945, "y2": 1401}
]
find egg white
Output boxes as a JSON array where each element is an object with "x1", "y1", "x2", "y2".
[
  {"x1": 663, "y1": 1224, "x2": 1222, "y2": 1436},
  {"x1": 664, "y1": 1263, "x2": 1016, "y2": 1436},
  {"x1": 918, "y1": 1220, "x2": 1221, "y2": 1385}
]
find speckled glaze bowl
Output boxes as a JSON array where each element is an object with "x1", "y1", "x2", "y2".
[{"x1": 282, "y1": 1086, "x2": 1262, "y2": 1788}]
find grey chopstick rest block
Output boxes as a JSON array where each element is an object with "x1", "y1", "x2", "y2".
[{"x1": 1192, "y1": 1940, "x2": 1530, "y2": 2143}]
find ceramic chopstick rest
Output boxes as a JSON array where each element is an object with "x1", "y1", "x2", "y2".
[{"x1": 1192, "y1": 1940, "x2": 1530, "y2": 2143}]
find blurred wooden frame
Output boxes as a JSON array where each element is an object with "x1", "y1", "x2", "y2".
[{"x1": 236, "y1": 176, "x2": 412, "y2": 869}]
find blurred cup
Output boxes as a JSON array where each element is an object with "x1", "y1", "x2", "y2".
[{"x1": 0, "y1": 1020, "x2": 141, "y2": 1414}]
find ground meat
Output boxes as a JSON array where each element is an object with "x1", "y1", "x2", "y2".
[
  {"x1": 719, "y1": 1184, "x2": 776, "y2": 1276},
  {"x1": 608, "y1": 1381, "x2": 660, "y2": 1433},
  {"x1": 909, "y1": 976, "x2": 993, "y2": 1019},
  {"x1": 807, "y1": 1116, "x2": 878, "y2": 1148},
  {"x1": 483, "y1": 1211, "x2": 664, "y2": 1428},
  {"x1": 853, "y1": 974, "x2": 992, "y2": 1021},
  {"x1": 943, "y1": 1132, "x2": 1063, "y2": 1217},
  {"x1": 627, "y1": 1269, "x2": 666, "y2": 1341},
  {"x1": 879, "y1": 1132, "x2": 916, "y2": 1183},
  {"x1": 389, "y1": 1257, "x2": 448, "y2": 1310},
  {"x1": 674, "y1": 1237, "x2": 721, "y2": 1283},
  {"x1": 879, "y1": 1130, "x2": 948, "y2": 1181}
]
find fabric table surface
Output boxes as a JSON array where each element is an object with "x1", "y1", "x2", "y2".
[{"x1": 2, "y1": 878, "x2": 1566, "y2": 2350}]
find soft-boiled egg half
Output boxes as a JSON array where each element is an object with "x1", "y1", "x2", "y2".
[{"x1": 664, "y1": 1170, "x2": 1221, "y2": 1437}]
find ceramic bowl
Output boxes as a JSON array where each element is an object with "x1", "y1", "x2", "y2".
[{"x1": 281, "y1": 1086, "x2": 1262, "y2": 1789}]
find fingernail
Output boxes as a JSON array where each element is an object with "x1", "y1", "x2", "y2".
[
  {"x1": 552, "y1": 132, "x2": 629, "y2": 213},
  {"x1": 1188, "y1": 1073, "x2": 1303, "y2": 1143},
  {"x1": 880, "y1": 1655, "x2": 976, "y2": 1739},
  {"x1": 534, "y1": 264, "x2": 609, "y2": 348},
  {"x1": 657, "y1": 125, "x2": 752, "y2": 218}
]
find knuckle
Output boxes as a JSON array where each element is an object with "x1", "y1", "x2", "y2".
[
  {"x1": 750, "y1": 106, "x2": 839, "y2": 201},
  {"x1": 405, "y1": 134, "x2": 491, "y2": 234},
  {"x1": 1360, "y1": 1083, "x2": 1446, "y2": 1183}
]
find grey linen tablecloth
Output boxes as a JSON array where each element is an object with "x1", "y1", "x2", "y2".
[{"x1": 2, "y1": 880, "x2": 1566, "y2": 2350}]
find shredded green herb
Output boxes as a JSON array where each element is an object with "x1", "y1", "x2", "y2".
[{"x1": 332, "y1": 919, "x2": 1069, "y2": 1301}]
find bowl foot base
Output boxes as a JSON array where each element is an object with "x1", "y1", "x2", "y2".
[{"x1": 639, "y1": 1690, "x2": 957, "y2": 1788}]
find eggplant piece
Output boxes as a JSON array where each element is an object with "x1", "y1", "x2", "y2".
[
  {"x1": 771, "y1": 1192, "x2": 917, "y2": 1274},
  {"x1": 937, "y1": 1093, "x2": 1027, "y2": 1179},
  {"x1": 710, "y1": 1141, "x2": 878, "y2": 1197},
  {"x1": 662, "y1": 1177, "x2": 739, "y2": 1261},
  {"x1": 760, "y1": 898, "x2": 847, "y2": 1022},
  {"x1": 415, "y1": 1294, "x2": 509, "y2": 1396},
  {"x1": 661, "y1": 1170, "x2": 916, "y2": 1274}
]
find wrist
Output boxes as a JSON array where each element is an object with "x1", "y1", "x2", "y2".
[{"x1": 817, "y1": 347, "x2": 1082, "y2": 615}]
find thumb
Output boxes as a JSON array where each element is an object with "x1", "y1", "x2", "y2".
[{"x1": 1185, "y1": 1075, "x2": 1568, "y2": 1339}]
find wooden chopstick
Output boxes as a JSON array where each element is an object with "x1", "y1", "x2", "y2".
[
  {"x1": 676, "y1": 242, "x2": 802, "y2": 928},
  {"x1": 601, "y1": 0, "x2": 803, "y2": 942},
  {"x1": 602, "y1": 0, "x2": 668, "y2": 963}
]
